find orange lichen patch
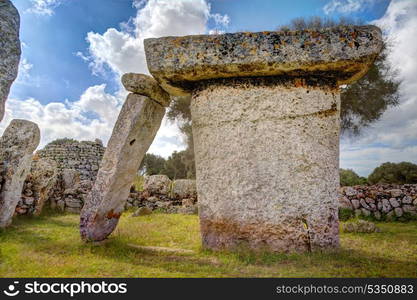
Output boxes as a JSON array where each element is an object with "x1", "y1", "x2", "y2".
[
  {"x1": 294, "y1": 78, "x2": 306, "y2": 88},
  {"x1": 106, "y1": 209, "x2": 121, "y2": 219},
  {"x1": 200, "y1": 217, "x2": 316, "y2": 253}
]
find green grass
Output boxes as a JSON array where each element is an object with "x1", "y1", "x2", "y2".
[{"x1": 0, "y1": 212, "x2": 416, "y2": 277}]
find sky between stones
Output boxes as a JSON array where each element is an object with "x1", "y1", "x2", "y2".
[{"x1": 0, "y1": 0, "x2": 416, "y2": 176}]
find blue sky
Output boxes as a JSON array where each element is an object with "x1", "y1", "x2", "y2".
[{"x1": 2, "y1": 0, "x2": 417, "y2": 176}]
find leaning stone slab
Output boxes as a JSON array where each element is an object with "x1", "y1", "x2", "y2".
[
  {"x1": 80, "y1": 93, "x2": 165, "y2": 241},
  {"x1": 0, "y1": 0, "x2": 21, "y2": 121},
  {"x1": 0, "y1": 119, "x2": 40, "y2": 227},
  {"x1": 122, "y1": 73, "x2": 171, "y2": 107},
  {"x1": 144, "y1": 27, "x2": 382, "y2": 252},
  {"x1": 145, "y1": 26, "x2": 382, "y2": 95}
]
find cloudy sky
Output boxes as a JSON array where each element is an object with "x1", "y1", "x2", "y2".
[{"x1": 2, "y1": 0, "x2": 416, "y2": 176}]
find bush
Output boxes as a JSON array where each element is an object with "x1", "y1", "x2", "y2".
[
  {"x1": 368, "y1": 162, "x2": 417, "y2": 184},
  {"x1": 48, "y1": 138, "x2": 78, "y2": 145},
  {"x1": 339, "y1": 169, "x2": 367, "y2": 186},
  {"x1": 132, "y1": 175, "x2": 144, "y2": 192},
  {"x1": 339, "y1": 208, "x2": 354, "y2": 221}
]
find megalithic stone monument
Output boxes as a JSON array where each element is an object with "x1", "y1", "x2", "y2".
[
  {"x1": 144, "y1": 26, "x2": 383, "y2": 252},
  {"x1": 0, "y1": 119, "x2": 40, "y2": 228},
  {"x1": 80, "y1": 74, "x2": 169, "y2": 241},
  {"x1": 0, "y1": 0, "x2": 21, "y2": 122}
]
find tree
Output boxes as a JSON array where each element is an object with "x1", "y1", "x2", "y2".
[
  {"x1": 339, "y1": 168, "x2": 367, "y2": 186},
  {"x1": 368, "y1": 162, "x2": 417, "y2": 185},
  {"x1": 139, "y1": 153, "x2": 166, "y2": 176},
  {"x1": 161, "y1": 150, "x2": 188, "y2": 180},
  {"x1": 277, "y1": 16, "x2": 400, "y2": 135}
]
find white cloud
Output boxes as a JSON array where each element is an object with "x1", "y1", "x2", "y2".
[
  {"x1": 323, "y1": 0, "x2": 380, "y2": 15},
  {"x1": 341, "y1": 0, "x2": 417, "y2": 176},
  {"x1": 75, "y1": 0, "x2": 228, "y2": 157},
  {"x1": 0, "y1": 84, "x2": 122, "y2": 149},
  {"x1": 3, "y1": 0, "x2": 226, "y2": 157},
  {"x1": 26, "y1": 0, "x2": 63, "y2": 16},
  {"x1": 82, "y1": 0, "x2": 229, "y2": 76}
]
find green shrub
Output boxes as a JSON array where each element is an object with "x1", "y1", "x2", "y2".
[
  {"x1": 368, "y1": 162, "x2": 417, "y2": 184},
  {"x1": 339, "y1": 169, "x2": 367, "y2": 186}
]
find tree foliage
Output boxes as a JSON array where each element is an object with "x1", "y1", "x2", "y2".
[
  {"x1": 368, "y1": 162, "x2": 417, "y2": 185},
  {"x1": 139, "y1": 153, "x2": 166, "y2": 176},
  {"x1": 277, "y1": 16, "x2": 400, "y2": 135},
  {"x1": 339, "y1": 168, "x2": 367, "y2": 186}
]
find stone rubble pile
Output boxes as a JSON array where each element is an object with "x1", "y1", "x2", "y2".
[
  {"x1": 339, "y1": 184, "x2": 417, "y2": 219},
  {"x1": 126, "y1": 175, "x2": 198, "y2": 215}
]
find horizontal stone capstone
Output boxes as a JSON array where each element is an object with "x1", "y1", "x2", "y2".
[{"x1": 144, "y1": 25, "x2": 382, "y2": 95}]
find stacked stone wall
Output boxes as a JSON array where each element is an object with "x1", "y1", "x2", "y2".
[
  {"x1": 36, "y1": 139, "x2": 105, "y2": 181},
  {"x1": 339, "y1": 184, "x2": 417, "y2": 220}
]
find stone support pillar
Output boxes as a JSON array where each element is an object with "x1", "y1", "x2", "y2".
[
  {"x1": 145, "y1": 26, "x2": 382, "y2": 252},
  {"x1": 80, "y1": 74, "x2": 170, "y2": 241}
]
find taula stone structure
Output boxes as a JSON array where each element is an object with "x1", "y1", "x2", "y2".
[
  {"x1": 0, "y1": 0, "x2": 21, "y2": 122},
  {"x1": 80, "y1": 74, "x2": 168, "y2": 241},
  {"x1": 0, "y1": 119, "x2": 40, "y2": 227},
  {"x1": 144, "y1": 26, "x2": 383, "y2": 252}
]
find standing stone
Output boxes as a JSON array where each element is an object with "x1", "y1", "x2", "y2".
[
  {"x1": 145, "y1": 26, "x2": 382, "y2": 252},
  {"x1": 25, "y1": 157, "x2": 58, "y2": 215},
  {"x1": 0, "y1": 119, "x2": 40, "y2": 227},
  {"x1": 0, "y1": 0, "x2": 21, "y2": 121},
  {"x1": 80, "y1": 80, "x2": 167, "y2": 241}
]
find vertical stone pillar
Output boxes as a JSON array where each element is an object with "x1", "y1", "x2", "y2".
[
  {"x1": 80, "y1": 74, "x2": 170, "y2": 242},
  {"x1": 145, "y1": 26, "x2": 382, "y2": 252},
  {"x1": 0, "y1": 119, "x2": 40, "y2": 228},
  {"x1": 0, "y1": 0, "x2": 21, "y2": 122}
]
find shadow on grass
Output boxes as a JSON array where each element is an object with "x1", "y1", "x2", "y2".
[{"x1": 2, "y1": 215, "x2": 416, "y2": 277}]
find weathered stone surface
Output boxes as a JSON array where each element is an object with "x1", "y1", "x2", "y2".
[
  {"x1": 351, "y1": 199, "x2": 360, "y2": 209},
  {"x1": 171, "y1": 179, "x2": 197, "y2": 200},
  {"x1": 0, "y1": 0, "x2": 21, "y2": 121},
  {"x1": 382, "y1": 198, "x2": 392, "y2": 213},
  {"x1": 191, "y1": 78, "x2": 340, "y2": 252},
  {"x1": 338, "y1": 196, "x2": 352, "y2": 210},
  {"x1": 145, "y1": 26, "x2": 382, "y2": 95},
  {"x1": 132, "y1": 206, "x2": 152, "y2": 217},
  {"x1": 342, "y1": 220, "x2": 381, "y2": 233},
  {"x1": 402, "y1": 195, "x2": 413, "y2": 204},
  {"x1": 389, "y1": 197, "x2": 400, "y2": 208},
  {"x1": 389, "y1": 189, "x2": 402, "y2": 198},
  {"x1": 37, "y1": 139, "x2": 105, "y2": 181},
  {"x1": 23, "y1": 157, "x2": 58, "y2": 215},
  {"x1": 122, "y1": 73, "x2": 171, "y2": 107},
  {"x1": 62, "y1": 169, "x2": 80, "y2": 190},
  {"x1": 394, "y1": 207, "x2": 403, "y2": 217},
  {"x1": 0, "y1": 120, "x2": 40, "y2": 227},
  {"x1": 80, "y1": 93, "x2": 165, "y2": 241},
  {"x1": 143, "y1": 175, "x2": 171, "y2": 195}
]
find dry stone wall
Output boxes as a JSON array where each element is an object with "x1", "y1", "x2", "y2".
[
  {"x1": 339, "y1": 184, "x2": 417, "y2": 220},
  {"x1": 126, "y1": 175, "x2": 198, "y2": 215},
  {"x1": 15, "y1": 139, "x2": 105, "y2": 216},
  {"x1": 36, "y1": 139, "x2": 105, "y2": 181}
]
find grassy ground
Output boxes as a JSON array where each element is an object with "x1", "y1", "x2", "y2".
[{"x1": 0, "y1": 212, "x2": 416, "y2": 277}]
